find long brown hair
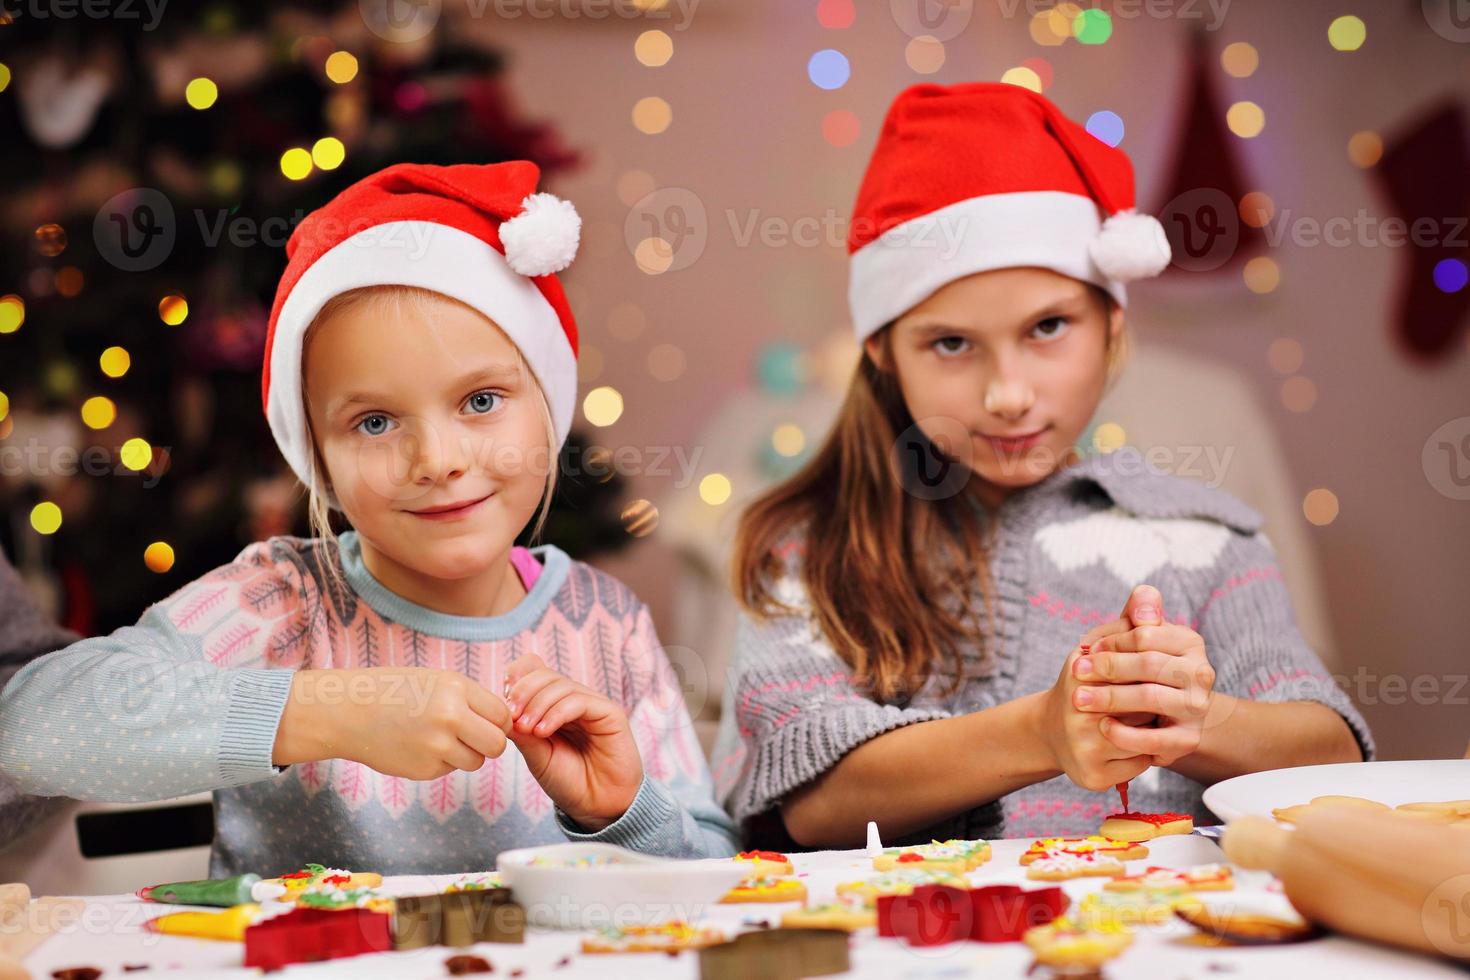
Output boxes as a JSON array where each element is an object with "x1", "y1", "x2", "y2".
[
  {"x1": 733, "y1": 328, "x2": 993, "y2": 704},
  {"x1": 733, "y1": 291, "x2": 1126, "y2": 704}
]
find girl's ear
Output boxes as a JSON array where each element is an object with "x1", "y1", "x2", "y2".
[{"x1": 863, "y1": 331, "x2": 890, "y2": 372}]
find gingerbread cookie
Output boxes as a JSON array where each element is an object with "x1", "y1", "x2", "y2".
[
  {"x1": 720, "y1": 877, "x2": 807, "y2": 904},
  {"x1": 1019, "y1": 836, "x2": 1148, "y2": 865},
  {"x1": 871, "y1": 838, "x2": 991, "y2": 872},
  {"x1": 1099, "y1": 811, "x2": 1193, "y2": 842},
  {"x1": 580, "y1": 922, "x2": 724, "y2": 954},
  {"x1": 1025, "y1": 852, "x2": 1127, "y2": 881},
  {"x1": 733, "y1": 850, "x2": 794, "y2": 877},
  {"x1": 1104, "y1": 863, "x2": 1234, "y2": 893}
]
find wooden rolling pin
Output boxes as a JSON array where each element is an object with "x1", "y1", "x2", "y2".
[{"x1": 1223, "y1": 806, "x2": 1470, "y2": 961}]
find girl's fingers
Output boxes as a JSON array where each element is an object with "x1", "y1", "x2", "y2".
[
  {"x1": 1075, "y1": 650, "x2": 1191, "y2": 688},
  {"x1": 1079, "y1": 618, "x2": 1133, "y2": 648},
  {"x1": 504, "y1": 654, "x2": 548, "y2": 691},
  {"x1": 1074, "y1": 681, "x2": 1192, "y2": 718},
  {"x1": 1092, "y1": 623, "x2": 1202, "y2": 656},
  {"x1": 456, "y1": 710, "x2": 509, "y2": 760},
  {"x1": 532, "y1": 693, "x2": 593, "y2": 737},
  {"x1": 465, "y1": 683, "x2": 512, "y2": 733},
  {"x1": 1100, "y1": 717, "x2": 1196, "y2": 758},
  {"x1": 442, "y1": 739, "x2": 487, "y2": 774},
  {"x1": 506, "y1": 669, "x2": 562, "y2": 717},
  {"x1": 516, "y1": 679, "x2": 579, "y2": 732}
]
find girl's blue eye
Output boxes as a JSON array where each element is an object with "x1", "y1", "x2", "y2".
[
  {"x1": 933, "y1": 336, "x2": 972, "y2": 357},
  {"x1": 1032, "y1": 316, "x2": 1070, "y2": 340},
  {"x1": 356, "y1": 414, "x2": 394, "y2": 437},
  {"x1": 466, "y1": 391, "x2": 502, "y2": 415}
]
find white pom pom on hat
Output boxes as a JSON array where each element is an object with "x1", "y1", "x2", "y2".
[
  {"x1": 1091, "y1": 208, "x2": 1172, "y2": 281},
  {"x1": 500, "y1": 192, "x2": 582, "y2": 277}
]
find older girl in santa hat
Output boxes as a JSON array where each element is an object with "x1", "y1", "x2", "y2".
[
  {"x1": 713, "y1": 83, "x2": 1372, "y2": 848},
  {"x1": 0, "y1": 162, "x2": 738, "y2": 873}
]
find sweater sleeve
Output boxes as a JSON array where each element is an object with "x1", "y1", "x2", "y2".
[
  {"x1": 710, "y1": 572, "x2": 951, "y2": 826},
  {"x1": 1198, "y1": 530, "x2": 1375, "y2": 761},
  {"x1": 554, "y1": 602, "x2": 739, "y2": 858},
  {"x1": 0, "y1": 543, "x2": 310, "y2": 803},
  {"x1": 0, "y1": 548, "x2": 80, "y2": 852}
]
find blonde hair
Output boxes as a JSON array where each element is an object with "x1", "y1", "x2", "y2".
[{"x1": 299, "y1": 284, "x2": 559, "y2": 555}]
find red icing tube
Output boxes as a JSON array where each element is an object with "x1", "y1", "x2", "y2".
[
  {"x1": 1105, "y1": 811, "x2": 1189, "y2": 826},
  {"x1": 1116, "y1": 781, "x2": 1130, "y2": 813}
]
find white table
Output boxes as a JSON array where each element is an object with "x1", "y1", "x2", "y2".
[{"x1": 20, "y1": 835, "x2": 1463, "y2": 978}]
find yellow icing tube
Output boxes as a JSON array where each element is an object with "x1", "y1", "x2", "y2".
[{"x1": 143, "y1": 903, "x2": 262, "y2": 941}]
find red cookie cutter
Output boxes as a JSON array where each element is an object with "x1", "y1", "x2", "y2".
[
  {"x1": 970, "y1": 884, "x2": 1067, "y2": 942},
  {"x1": 877, "y1": 884, "x2": 974, "y2": 946},
  {"x1": 244, "y1": 907, "x2": 393, "y2": 970}
]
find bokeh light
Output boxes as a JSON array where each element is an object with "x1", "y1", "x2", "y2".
[
  {"x1": 1072, "y1": 8, "x2": 1112, "y2": 44},
  {"x1": 1303, "y1": 488, "x2": 1339, "y2": 526},
  {"x1": 120, "y1": 438, "x2": 153, "y2": 471},
  {"x1": 1243, "y1": 256, "x2": 1280, "y2": 293},
  {"x1": 185, "y1": 77, "x2": 218, "y2": 110},
  {"x1": 145, "y1": 541, "x2": 176, "y2": 574},
  {"x1": 0, "y1": 63, "x2": 10, "y2": 93},
  {"x1": 772, "y1": 424, "x2": 806, "y2": 457},
  {"x1": 1328, "y1": 15, "x2": 1366, "y2": 52},
  {"x1": 1281, "y1": 376, "x2": 1317, "y2": 413},
  {"x1": 1434, "y1": 258, "x2": 1468, "y2": 293},
  {"x1": 621, "y1": 499, "x2": 659, "y2": 537},
  {"x1": 81, "y1": 396, "x2": 117, "y2": 430},
  {"x1": 647, "y1": 343, "x2": 686, "y2": 382},
  {"x1": 100, "y1": 346, "x2": 132, "y2": 378},
  {"x1": 312, "y1": 137, "x2": 345, "y2": 170},
  {"x1": 816, "y1": 0, "x2": 854, "y2": 29},
  {"x1": 280, "y1": 147, "x2": 314, "y2": 180},
  {"x1": 30, "y1": 502, "x2": 62, "y2": 536},
  {"x1": 0, "y1": 295, "x2": 22, "y2": 334},
  {"x1": 159, "y1": 294, "x2": 189, "y2": 326},
  {"x1": 56, "y1": 267, "x2": 83, "y2": 297},
  {"x1": 822, "y1": 110, "x2": 861, "y2": 147},
  {"x1": 325, "y1": 50, "x2": 359, "y2": 83},
  {"x1": 1220, "y1": 42, "x2": 1258, "y2": 78},
  {"x1": 633, "y1": 237, "x2": 674, "y2": 275},
  {"x1": 1238, "y1": 191, "x2": 1275, "y2": 228},
  {"x1": 1086, "y1": 110, "x2": 1124, "y2": 147},
  {"x1": 1347, "y1": 131, "x2": 1382, "y2": 168},
  {"x1": 699, "y1": 473, "x2": 732, "y2": 506},
  {"x1": 583, "y1": 386, "x2": 624, "y2": 427},
  {"x1": 616, "y1": 170, "x2": 657, "y2": 207},
  {"x1": 1267, "y1": 338, "x2": 1304, "y2": 375},
  {"x1": 635, "y1": 30, "x2": 673, "y2": 67},
  {"x1": 808, "y1": 49, "x2": 851, "y2": 90},
  {"x1": 34, "y1": 223, "x2": 67, "y2": 256},
  {"x1": 905, "y1": 36, "x2": 946, "y2": 74},
  {"x1": 1226, "y1": 101, "x2": 1265, "y2": 138},
  {"x1": 1001, "y1": 67, "x2": 1043, "y2": 93},
  {"x1": 1091, "y1": 422, "x2": 1127, "y2": 454},
  {"x1": 632, "y1": 96, "x2": 673, "y2": 134}
]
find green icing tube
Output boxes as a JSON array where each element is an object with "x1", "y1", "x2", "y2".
[{"x1": 137, "y1": 873, "x2": 267, "y2": 907}]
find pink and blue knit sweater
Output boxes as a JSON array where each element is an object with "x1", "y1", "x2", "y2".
[{"x1": 0, "y1": 531, "x2": 737, "y2": 874}]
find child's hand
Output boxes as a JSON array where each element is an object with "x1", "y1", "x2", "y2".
[
  {"x1": 1071, "y1": 589, "x2": 1216, "y2": 768},
  {"x1": 1038, "y1": 641, "x2": 1154, "y2": 792},
  {"x1": 280, "y1": 667, "x2": 512, "y2": 780},
  {"x1": 504, "y1": 654, "x2": 644, "y2": 832}
]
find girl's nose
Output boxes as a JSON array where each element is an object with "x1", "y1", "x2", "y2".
[
  {"x1": 983, "y1": 376, "x2": 1036, "y2": 421},
  {"x1": 407, "y1": 420, "x2": 469, "y2": 485}
]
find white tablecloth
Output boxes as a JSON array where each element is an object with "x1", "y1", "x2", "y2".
[{"x1": 21, "y1": 835, "x2": 1462, "y2": 978}]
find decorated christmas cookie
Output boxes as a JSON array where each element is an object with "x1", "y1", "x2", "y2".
[
  {"x1": 1019, "y1": 836, "x2": 1148, "y2": 865},
  {"x1": 580, "y1": 921, "x2": 725, "y2": 953},
  {"x1": 871, "y1": 838, "x2": 991, "y2": 872},
  {"x1": 835, "y1": 869, "x2": 967, "y2": 908},
  {"x1": 1024, "y1": 917, "x2": 1134, "y2": 969},
  {"x1": 1025, "y1": 852, "x2": 1127, "y2": 881},
  {"x1": 1071, "y1": 889, "x2": 1189, "y2": 929},
  {"x1": 1099, "y1": 810, "x2": 1194, "y2": 842},
  {"x1": 268, "y1": 864, "x2": 382, "y2": 897},
  {"x1": 733, "y1": 849, "x2": 794, "y2": 877},
  {"x1": 720, "y1": 876, "x2": 808, "y2": 904},
  {"x1": 780, "y1": 900, "x2": 876, "y2": 931},
  {"x1": 1104, "y1": 863, "x2": 1234, "y2": 893}
]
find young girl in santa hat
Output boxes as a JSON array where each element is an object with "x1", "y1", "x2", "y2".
[
  {"x1": 0, "y1": 162, "x2": 738, "y2": 873},
  {"x1": 712, "y1": 83, "x2": 1372, "y2": 848}
]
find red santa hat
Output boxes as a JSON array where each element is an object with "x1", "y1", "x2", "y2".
[
  {"x1": 263, "y1": 161, "x2": 581, "y2": 494},
  {"x1": 847, "y1": 82, "x2": 1171, "y2": 341}
]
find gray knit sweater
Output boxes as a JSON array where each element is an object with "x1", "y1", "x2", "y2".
[{"x1": 710, "y1": 447, "x2": 1374, "y2": 843}]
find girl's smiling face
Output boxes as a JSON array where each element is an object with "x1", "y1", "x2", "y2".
[
  {"x1": 872, "y1": 266, "x2": 1123, "y2": 506},
  {"x1": 303, "y1": 290, "x2": 552, "y2": 602}
]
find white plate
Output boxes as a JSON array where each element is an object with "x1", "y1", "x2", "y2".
[
  {"x1": 496, "y1": 842, "x2": 749, "y2": 929},
  {"x1": 1203, "y1": 759, "x2": 1470, "y2": 822}
]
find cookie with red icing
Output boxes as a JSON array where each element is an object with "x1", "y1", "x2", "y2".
[
  {"x1": 733, "y1": 849, "x2": 794, "y2": 877},
  {"x1": 1099, "y1": 810, "x2": 1194, "y2": 842},
  {"x1": 1019, "y1": 836, "x2": 1148, "y2": 865}
]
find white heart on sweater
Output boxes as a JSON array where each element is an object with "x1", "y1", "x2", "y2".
[{"x1": 1034, "y1": 508, "x2": 1232, "y2": 584}]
